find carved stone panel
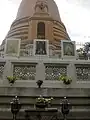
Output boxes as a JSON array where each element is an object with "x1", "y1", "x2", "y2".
[
  {"x1": 13, "y1": 64, "x2": 36, "y2": 80},
  {"x1": 45, "y1": 64, "x2": 67, "y2": 80},
  {"x1": 33, "y1": 39, "x2": 49, "y2": 56},
  {"x1": 76, "y1": 65, "x2": 90, "y2": 81}
]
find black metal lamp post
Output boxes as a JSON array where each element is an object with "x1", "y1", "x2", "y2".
[
  {"x1": 10, "y1": 96, "x2": 21, "y2": 120},
  {"x1": 60, "y1": 97, "x2": 70, "y2": 120}
]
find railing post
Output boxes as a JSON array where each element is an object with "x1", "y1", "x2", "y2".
[
  {"x1": 67, "y1": 62, "x2": 76, "y2": 84},
  {"x1": 3, "y1": 60, "x2": 13, "y2": 84},
  {"x1": 36, "y1": 61, "x2": 45, "y2": 81}
]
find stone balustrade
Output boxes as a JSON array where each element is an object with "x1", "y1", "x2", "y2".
[{"x1": 0, "y1": 57, "x2": 89, "y2": 88}]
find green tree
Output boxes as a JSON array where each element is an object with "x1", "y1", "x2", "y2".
[{"x1": 76, "y1": 47, "x2": 84, "y2": 56}]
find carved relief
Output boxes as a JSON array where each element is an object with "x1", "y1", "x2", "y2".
[
  {"x1": 33, "y1": 39, "x2": 49, "y2": 56},
  {"x1": 4, "y1": 38, "x2": 21, "y2": 56},
  {"x1": 35, "y1": 0, "x2": 48, "y2": 13},
  {"x1": 39, "y1": 2, "x2": 44, "y2": 10}
]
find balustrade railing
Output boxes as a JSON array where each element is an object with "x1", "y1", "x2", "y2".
[
  {"x1": 76, "y1": 65, "x2": 90, "y2": 81},
  {"x1": 13, "y1": 64, "x2": 36, "y2": 80},
  {"x1": 0, "y1": 59, "x2": 90, "y2": 82},
  {"x1": 45, "y1": 64, "x2": 67, "y2": 80},
  {"x1": 0, "y1": 64, "x2": 4, "y2": 78}
]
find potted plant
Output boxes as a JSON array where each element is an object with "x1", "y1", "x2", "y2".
[
  {"x1": 36, "y1": 80, "x2": 43, "y2": 88},
  {"x1": 35, "y1": 95, "x2": 53, "y2": 108},
  {"x1": 7, "y1": 76, "x2": 17, "y2": 84},
  {"x1": 59, "y1": 75, "x2": 72, "y2": 85}
]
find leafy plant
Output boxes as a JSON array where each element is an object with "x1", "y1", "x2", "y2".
[
  {"x1": 77, "y1": 48, "x2": 84, "y2": 56},
  {"x1": 59, "y1": 75, "x2": 72, "y2": 85},
  {"x1": 7, "y1": 76, "x2": 17, "y2": 84},
  {"x1": 84, "y1": 42, "x2": 90, "y2": 53},
  {"x1": 36, "y1": 95, "x2": 53, "y2": 105}
]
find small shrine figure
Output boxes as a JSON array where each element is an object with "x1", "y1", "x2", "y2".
[{"x1": 35, "y1": 41, "x2": 47, "y2": 55}]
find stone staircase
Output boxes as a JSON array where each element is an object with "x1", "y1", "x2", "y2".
[{"x1": 0, "y1": 87, "x2": 90, "y2": 120}]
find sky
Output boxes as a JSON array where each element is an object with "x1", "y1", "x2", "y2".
[{"x1": 0, "y1": 0, "x2": 90, "y2": 48}]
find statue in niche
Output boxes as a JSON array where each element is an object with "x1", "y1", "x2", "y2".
[
  {"x1": 5, "y1": 39, "x2": 20, "y2": 56},
  {"x1": 6, "y1": 42, "x2": 17, "y2": 54},
  {"x1": 35, "y1": 41, "x2": 47, "y2": 55},
  {"x1": 63, "y1": 42, "x2": 74, "y2": 56}
]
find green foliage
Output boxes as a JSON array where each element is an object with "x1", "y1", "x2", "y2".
[
  {"x1": 59, "y1": 75, "x2": 72, "y2": 85},
  {"x1": 76, "y1": 42, "x2": 90, "y2": 59},
  {"x1": 76, "y1": 48, "x2": 84, "y2": 56},
  {"x1": 36, "y1": 95, "x2": 53, "y2": 104},
  {"x1": 77, "y1": 42, "x2": 90, "y2": 55},
  {"x1": 7, "y1": 76, "x2": 17, "y2": 84},
  {"x1": 84, "y1": 42, "x2": 90, "y2": 53},
  {"x1": 77, "y1": 48, "x2": 83, "y2": 53}
]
